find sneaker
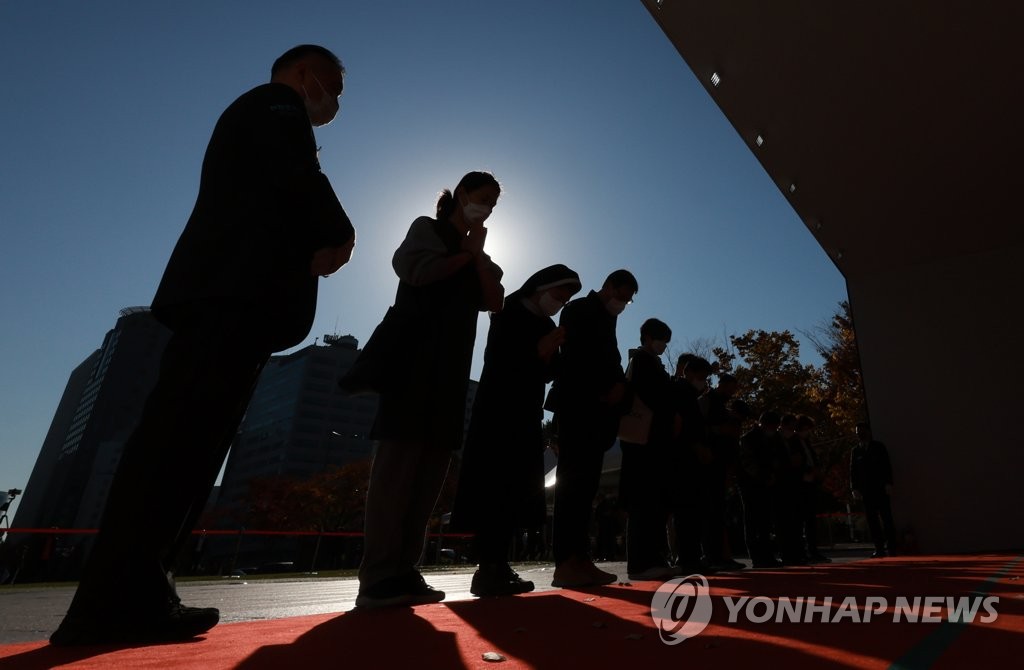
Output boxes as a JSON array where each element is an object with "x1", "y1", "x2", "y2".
[
  {"x1": 50, "y1": 604, "x2": 220, "y2": 647},
  {"x1": 627, "y1": 565, "x2": 679, "y2": 581},
  {"x1": 552, "y1": 557, "x2": 617, "y2": 588},
  {"x1": 356, "y1": 571, "x2": 446, "y2": 609},
  {"x1": 471, "y1": 563, "x2": 535, "y2": 597}
]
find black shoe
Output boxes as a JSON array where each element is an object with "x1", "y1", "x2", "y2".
[
  {"x1": 870, "y1": 550, "x2": 887, "y2": 558},
  {"x1": 471, "y1": 563, "x2": 535, "y2": 597},
  {"x1": 808, "y1": 554, "x2": 832, "y2": 564},
  {"x1": 356, "y1": 571, "x2": 446, "y2": 609},
  {"x1": 50, "y1": 604, "x2": 220, "y2": 647}
]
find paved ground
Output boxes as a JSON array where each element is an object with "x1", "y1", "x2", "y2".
[{"x1": 0, "y1": 550, "x2": 872, "y2": 645}]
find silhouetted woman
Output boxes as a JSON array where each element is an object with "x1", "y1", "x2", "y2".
[{"x1": 355, "y1": 171, "x2": 504, "y2": 608}]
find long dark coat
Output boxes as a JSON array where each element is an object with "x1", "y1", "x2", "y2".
[{"x1": 453, "y1": 298, "x2": 558, "y2": 532}]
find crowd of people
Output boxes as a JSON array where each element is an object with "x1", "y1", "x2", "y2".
[{"x1": 48, "y1": 43, "x2": 895, "y2": 647}]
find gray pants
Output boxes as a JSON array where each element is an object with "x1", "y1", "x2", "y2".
[{"x1": 358, "y1": 439, "x2": 452, "y2": 589}]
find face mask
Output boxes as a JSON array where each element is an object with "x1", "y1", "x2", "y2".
[
  {"x1": 462, "y1": 200, "x2": 492, "y2": 225},
  {"x1": 539, "y1": 292, "x2": 564, "y2": 317},
  {"x1": 650, "y1": 339, "x2": 667, "y2": 355},
  {"x1": 605, "y1": 298, "x2": 627, "y2": 316},
  {"x1": 303, "y1": 74, "x2": 334, "y2": 125}
]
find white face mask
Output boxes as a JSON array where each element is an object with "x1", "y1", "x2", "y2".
[
  {"x1": 605, "y1": 298, "x2": 627, "y2": 316},
  {"x1": 461, "y1": 200, "x2": 492, "y2": 225},
  {"x1": 303, "y1": 74, "x2": 335, "y2": 126},
  {"x1": 539, "y1": 292, "x2": 564, "y2": 317}
]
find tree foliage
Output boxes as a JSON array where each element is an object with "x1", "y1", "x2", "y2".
[
  {"x1": 712, "y1": 329, "x2": 824, "y2": 419},
  {"x1": 802, "y1": 300, "x2": 866, "y2": 435},
  {"x1": 241, "y1": 458, "x2": 371, "y2": 532},
  {"x1": 707, "y1": 303, "x2": 867, "y2": 507}
]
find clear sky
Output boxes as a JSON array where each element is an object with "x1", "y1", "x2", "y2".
[{"x1": 0, "y1": 1, "x2": 846, "y2": 523}]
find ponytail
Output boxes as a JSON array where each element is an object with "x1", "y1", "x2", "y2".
[{"x1": 435, "y1": 189, "x2": 456, "y2": 220}]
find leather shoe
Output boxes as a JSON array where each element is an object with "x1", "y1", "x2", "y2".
[
  {"x1": 50, "y1": 603, "x2": 220, "y2": 646},
  {"x1": 552, "y1": 557, "x2": 617, "y2": 588}
]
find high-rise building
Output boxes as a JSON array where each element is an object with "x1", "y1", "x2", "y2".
[
  {"x1": 10, "y1": 307, "x2": 170, "y2": 579},
  {"x1": 215, "y1": 334, "x2": 379, "y2": 519}
]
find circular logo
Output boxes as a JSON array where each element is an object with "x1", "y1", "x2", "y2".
[{"x1": 650, "y1": 574, "x2": 713, "y2": 645}]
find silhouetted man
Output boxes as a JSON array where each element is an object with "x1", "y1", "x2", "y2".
[
  {"x1": 699, "y1": 373, "x2": 746, "y2": 570},
  {"x1": 670, "y1": 354, "x2": 714, "y2": 573},
  {"x1": 548, "y1": 269, "x2": 637, "y2": 587},
  {"x1": 851, "y1": 421, "x2": 897, "y2": 557},
  {"x1": 51, "y1": 44, "x2": 355, "y2": 646},
  {"x1": 738, "y1": 411, "x2": 784, "y2": 568}
]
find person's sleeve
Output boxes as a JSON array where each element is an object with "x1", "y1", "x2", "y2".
[
  {"x1": 392, "y1": 218, "x2": 452, "y2": 285},
  {"x1": 630, "y1": 356, "x2": 672, "y2": 415}
]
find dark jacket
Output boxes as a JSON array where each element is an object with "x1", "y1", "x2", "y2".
[
  {"x1": 549, "y1": 291, "x2": 625, "y2": 417},
  {"x1": 152, "y1": 83, "x2": 353, "y2": 352},
  {"x1": 738, "y1": 427, "x2": 782, "y2": 488},
  {"x1": 672, "y1": 378, "x2": 708, "y2": 455},
  {"x1": 850, "y1": 440, "x2": 894, "y2": 493}
]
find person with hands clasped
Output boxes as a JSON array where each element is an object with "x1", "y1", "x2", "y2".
[
  {"x1": 547, "y1": 269, "x2": 638, "y2": 588},
  {"x1": 453, "y1": 264, "x2": 582, "y2": 597},
  {"x1": 51, "y1": 44, "x2": 355, "y2": 646},
  {"x1": 356, "y1": 171, "x2": 504, "y2": 608}
]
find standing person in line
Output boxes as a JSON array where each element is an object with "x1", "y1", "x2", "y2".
[
  {"x1": 618, "y1": 318, "x2": 678, "y2": 581},
  {"x1": 453, "y1": 265, "x2": 581, "y2": 597},
  {"x1": 794, "y1": 415, "x2": 831, "y2": 563},
  {"x1": 669, "y1": 354, "x2": 714, "y2": 574},
  {"x1": 700, "y1": 373, "x2": 747, "y2": 570},
  {"x1": 547, "y1": 269, "x2": 638, "y2": 587},
  {"x1": 51, "y1": 45, "x2": 355, "y2": 646},
  {"x1": 355, "y1": 171, "x2": 504, "y2": 608},
  {"x1": 851, "y1": 421, "x2": 897, "y2": 557},
  {"x1": 738, "y1": 411, "x2": 785, "y2": 568},
  {"x1": 776, "y1": 414, "x2": 808, "y2": 565}
]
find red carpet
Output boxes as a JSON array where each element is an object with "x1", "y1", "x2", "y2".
[{"x1": 2, "y1": 554, "x2": 1021, "y2": 669}]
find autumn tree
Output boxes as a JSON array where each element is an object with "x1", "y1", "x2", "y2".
[
  {"x1": 711, "y1": 328, "x2": 825, "y2": 420},
  {"x1": 803, "y1": 300, "x2": 866, "y2": 436},
  {"x1": 799, "y1": 301, "x2": 868, "y2": 505},
  {"x1": 243, "y1": 458, "x2": 371, "y2": 532},
  {"x1": 707, "y1": 323, "x2": 867, "y2": 508}
]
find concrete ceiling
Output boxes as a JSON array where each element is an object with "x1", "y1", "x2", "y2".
[{"x1": 642, "y1": 1, "x2": 1024, "y2": 280}]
